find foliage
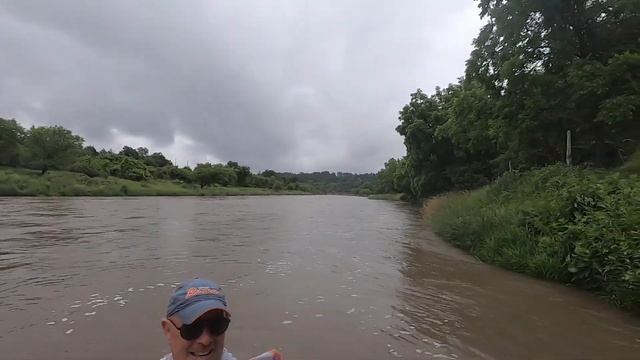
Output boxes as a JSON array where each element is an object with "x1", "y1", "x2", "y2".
[
  {"x1": 0, "y1": 167, "x2": 310, "y2": 196},
  {"x1": 227, "y1": 161, "x2": 252, "y2": 186},
  {"x1": 104, "y1": 155, "x2": 151, "y2": 181},
  {"x1": 430, "y1": 166, "x2": 640, "y2": 312},
  {"x1": 271, "y1": 179, "x2": 284, "y2": 191},
  {"x1": 144, "y1": 152, "x2": 172, "y2": 167},
  {"x1": 261, "y1": 169, "x2": 277, "y2": 178},
  {"x1": 0, "y1": 116, "x2": 371, "y2": 194},
  {"x1": 119, "y1": 146, "x2": 141, "y2": 159},
  {"x1": 0, "y1": 118, "x2": 26, "y2": 166},
  {"x1": 84, "y1": 145, "x2": 99, "y2": 157},
  {"x1": 170, "y1": 166, "x2": 194, "y2": 183},
  {"x1": 396, "y1": 87, "x2": 496, "y2": 199},
  {"x1": 374, "y1": 158, "x2": 413, "y2": 195},
  {"x1": 69, "y1": 156, "x2": 109, "y2": 178},
  {"x1": 387, "y1": 1, "x2": 640, "y2": 312},
  {"x1": 393, "y1": 0, "x2": 640, "y2": 200},
  {"x1": 23, "y1": 125, "x2": 84, "y2": 174},
  {"x1": 275, "y1": 170, "x2": 377, "y2": 194},
  {"x1": 193, "y1": 163, "x2": 238, "y2": 188}
]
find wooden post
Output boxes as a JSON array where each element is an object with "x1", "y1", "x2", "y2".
[{"x1": 566, "y1": 130, "x2": 572, "y2": 166}]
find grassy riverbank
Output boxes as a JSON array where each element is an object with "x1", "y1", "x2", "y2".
[
  {"x1": 428, "y1": 165, "x2": 640, "y2": 313},
  {"x1": 0, "y1": 167, "x2": 310, "y2": 196}
]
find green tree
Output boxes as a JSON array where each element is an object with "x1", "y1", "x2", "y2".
[
  {"x1": 271, "y1": 179, "x2": 284, "y2": 191},
  {"x1": 168, "y1": 166, "x2": 194, "y2": 183},
  {"x1": 261, "y1": 169, "x2": 277, "y2": 178},
  {"x1": 119, "y1": 146, "x2": 140, "y2": 159},
  {"x1": 235, "y1": 166, "x2": 251, "y2": 186},
  {"x1": 193, "y1": 163, "x2": 238, "y2": 188},
  {"x1": 250, "y1": 175, "x2": 272, "y2": 188},
  {"x1": 144, "y1": 152, "x2": 172, "y2": 167},
  {"x1": 467, "y1": 0, "x2": 640, "y2": 167},
  {"x1": 393, "y1": 158, "x2": 411, "y2": 195},
  {"x1": 24, "y1": 125, "x2": 84, "y2": 174},
  {"x1": 0, "y1": 118, "x2": 25, "y2": 166},
  {"x1": 396, "y1": 88, "x2": 465, "y2": 198},
  {"x1": 69, "y1": 156, "x2": 109, "y2": 178},
  {"x1": 136, "y1": 147, "x2": 149, "y2": 158},
  {"x1": 106, "y1": 155, "x2": 150, "y2": 181},
  {"x1": 83, "y1": 146, "x2": 99, "y2": 157},
  {"x1": 393, "y1": 0, "x2": 640, "y2": 200},
  {"x1": 376, "y1": 158, "x2": 401, "y2": 193},
  {"x1": 225, "y1": 161, "x2": 252, "y2": 186}
]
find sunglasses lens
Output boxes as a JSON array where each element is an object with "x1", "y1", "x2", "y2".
[
  {"x1": 209, "y1": 317, "x2": 230, "y2": 336},
  {"x1": 180, "y1": 322, "x2": 203, "y2": 341},
  {"x1": 180, "y1": 317, "x2": 230, "y2": 340}
]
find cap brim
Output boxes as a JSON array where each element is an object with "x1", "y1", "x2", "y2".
[{"x1": 176, "y1": 299, "x2": 227, "y2": 325}]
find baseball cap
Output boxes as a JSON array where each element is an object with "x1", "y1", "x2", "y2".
[{"x1": 166, "y1": 278, "x2": 229, "y2": 325}]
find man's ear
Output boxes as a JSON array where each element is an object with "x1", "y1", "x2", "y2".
[{"x1": 161, "y1": 319, "x2": 172, "y2": 340}]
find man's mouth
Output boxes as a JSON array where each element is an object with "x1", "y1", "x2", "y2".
[{"x1": 189, "y1": 349, "x2": 213, "y2": 357}]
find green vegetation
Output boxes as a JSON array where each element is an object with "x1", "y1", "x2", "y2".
[
  {"x1": 430, "y1": 166, "x2": 640, "y2": 312},
  {"x1": 0, "y1": 167, "x2": 308, "y2": 196},
  {"x1": 376, "y1": 0, "x2": 639, "y2": 200},
  {"x1": 275, "y1": 171, "x2": 377, "y2": 195},
  {"x1": 0, "y1": 117, "x2": 378, "y2": 196},
  {"x1": 370, "y1": 158, "x2": 411, "y2": 196},
  {"x1": 24, "y1": 125, "x2": 84, "y2": 175},
  {"x1": 373, "y1": 1, "x2": 640, "y2": 311}
]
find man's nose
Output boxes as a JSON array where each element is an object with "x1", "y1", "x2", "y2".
[{"x1": 195, "y1": 327, "x2": 215, "y2": 346}]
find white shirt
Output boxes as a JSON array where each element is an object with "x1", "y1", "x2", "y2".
[{"x1": 160, "y1": 348, "x2": 237, "y2": 360}]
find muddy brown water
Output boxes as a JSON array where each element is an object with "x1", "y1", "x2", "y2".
[{"x1": 0, "y1": 196, "x2": 638, "y2": 360}]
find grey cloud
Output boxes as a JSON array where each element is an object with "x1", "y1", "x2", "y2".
[{"x1": 0, "y1": 0, "x2": 482, "y2": 172}]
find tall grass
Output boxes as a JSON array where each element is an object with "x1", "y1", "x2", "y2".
[
  {"x1": 0, "y1": 167, "x2": 309, "y2": 196},
  {"x1": 429, "y1": 165, "x2": 640, "y2": 312}
]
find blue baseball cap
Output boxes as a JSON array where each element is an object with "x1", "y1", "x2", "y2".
[{"x1": 166, "y1": 278, "x2": 229, "y2": 325}]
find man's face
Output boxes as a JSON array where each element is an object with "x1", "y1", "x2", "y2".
[{"x1": 161, "y1": 309, "x2": 226, "y2": 360}]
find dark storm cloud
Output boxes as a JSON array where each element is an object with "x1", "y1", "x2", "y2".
[{"x1": 0, "y1": 0, "x2": 482, "y2": 172}]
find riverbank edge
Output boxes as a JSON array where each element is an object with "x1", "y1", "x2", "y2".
[
  {"x1": 367, "y1": 193, "x2": 406, "y2": 201},
  {"x1": 424, "y1": 165, "x2": 640, "y2": 314},
  {"x1": 0, "y1": 167, "x2": 312, "y2": 197}
]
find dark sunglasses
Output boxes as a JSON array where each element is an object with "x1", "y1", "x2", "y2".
[{"x1": 169, "y1": 316, "x2": 230, "y2": 340}]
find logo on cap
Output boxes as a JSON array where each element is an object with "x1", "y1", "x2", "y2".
[{"x1": 186, "y1": 287, "x2": 220, "y2": 299}]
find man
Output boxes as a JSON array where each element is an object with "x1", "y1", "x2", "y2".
[{"x1": 160, "y1": 278, "x2": 236, "y2": 360}]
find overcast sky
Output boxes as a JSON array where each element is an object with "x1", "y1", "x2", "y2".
[{"x1": 0, "y1": 1, "x2": 483, "y2": 173}]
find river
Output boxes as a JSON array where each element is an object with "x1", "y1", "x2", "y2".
[{"x1": 0, "y1": 196, "x2": 638, "y2": 359}]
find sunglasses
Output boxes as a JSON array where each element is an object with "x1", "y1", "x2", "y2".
[{"x1": 169, "y1": 315, "x2": 230, "y2": 340}]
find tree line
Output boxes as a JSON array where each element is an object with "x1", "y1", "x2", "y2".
[
  {"x1": 0, "y1": 118, "x2": 379, "y2": 193},
  {"x1": 376, "y1": 0, "x2": 639, "y2": 200}
]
